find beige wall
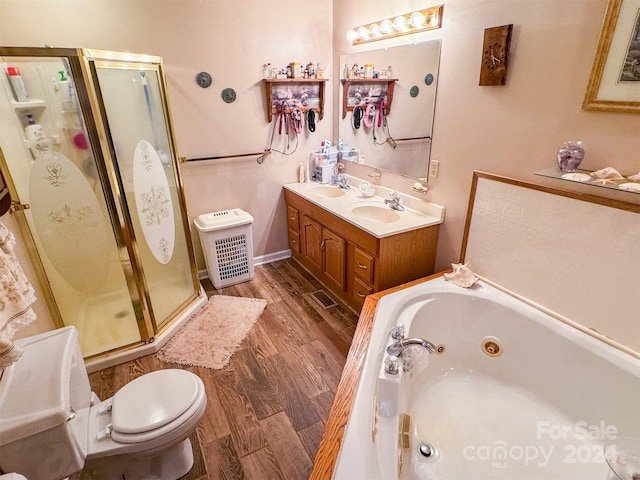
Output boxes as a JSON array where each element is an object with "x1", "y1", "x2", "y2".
[
  {"x1": 1, "y1": 0, "x2": 639, "y2": 338},
  {"x1": 334, "y1": 0, "x2": 640, "y2": 273}
]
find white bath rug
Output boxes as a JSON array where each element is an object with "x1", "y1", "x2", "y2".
[{"x1": 156, "y1": 295, "x2": 267, "y2": 369}]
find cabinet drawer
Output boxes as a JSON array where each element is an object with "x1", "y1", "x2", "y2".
[
  {"x1": 288, "y1": 229, "x2": 300, "y2": 254},
  {"x1": 353, "y1": 247, "x2": 374, "y2": 284},
  {"x1": 353, "y1": 276, "x2": 374, "y2": 307},
  {"x1": 287, "y1": 205, "x2": 299, "y2": 232}
]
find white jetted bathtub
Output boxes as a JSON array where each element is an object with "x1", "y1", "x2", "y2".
[{"x1": 333, "y1": 276, "x2": 640, "y2": 480}]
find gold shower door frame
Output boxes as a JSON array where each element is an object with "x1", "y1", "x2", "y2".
[
  {"x1": 84, "y1": 50, "x2": 201, "y2": 337},
  {"x1": 0, "y1": 47, "x2": 201, "y2": 360}
]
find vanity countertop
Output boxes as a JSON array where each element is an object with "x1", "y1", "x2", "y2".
[{"x1": 284, "y1": 181, "x2": 445, "y2": 238}]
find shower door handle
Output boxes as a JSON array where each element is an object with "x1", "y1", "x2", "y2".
[{"x1": 10, "y1": 201, "x2": 30, "y2": 213}]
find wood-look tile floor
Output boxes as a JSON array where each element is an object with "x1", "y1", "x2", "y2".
[{"x1": 87, "y1": 258, "x2": 358, "y2": 480}]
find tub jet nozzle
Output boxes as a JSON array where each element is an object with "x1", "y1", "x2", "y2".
[{"x1": 419, "y1": 443, "x2": 436, "y2": 457}]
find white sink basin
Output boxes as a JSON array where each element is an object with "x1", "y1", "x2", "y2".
[
  {"x1": 285, "y1": 182, "x2": 445, "y2": 239},
  {"x1": 349, "y1": 203, "x2": 401, "y2": 223},
  {"x1": 307, "y1": 185, "x2": 346, "y2": 198}
]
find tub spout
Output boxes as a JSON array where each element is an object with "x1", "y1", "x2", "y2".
[{"x1": 386, "y1": 337, "x2": 437, "y2": 356}]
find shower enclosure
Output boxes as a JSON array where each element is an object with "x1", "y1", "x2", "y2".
[{"x1": 0, "y1": 47, "x2": 204, "y2": 362}]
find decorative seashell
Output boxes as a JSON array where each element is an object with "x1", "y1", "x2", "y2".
[
  {"x1": 590, "y1": 167, "x2": 624, "y2": 180},
  {"x1": 619, "y1": 183, "x2": 640, "y2": 192},
  {"x1": 444, "y1": 262, "x2": 479, "y2": 288},
  {"x1": 628, "y1": 172, "x2": 640, "y2": 181}
]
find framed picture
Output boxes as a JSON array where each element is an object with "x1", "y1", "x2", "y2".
[
  {"x1": 582, "y1": 0, "x2": 640, "y2": 113},
  {"x1": 270, "y1": 83, "x2": 320, "y2": 111},
  {"x1": 345, "y1": 82, "x2": 389, "y2": 108}
]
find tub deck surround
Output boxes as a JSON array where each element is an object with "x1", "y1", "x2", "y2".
[
  {"x1": 310, "y1": 275, "x2": 640, "y2": 480},
  {"x1": 309, "y1": 273, "x2": 441, "y2": 480},
  {"x1": 309, "y1": 172, "x2": 640, "y2": 478},
  {"x1": 283, "y1": 181, "x2": 445, "y2": 239}
]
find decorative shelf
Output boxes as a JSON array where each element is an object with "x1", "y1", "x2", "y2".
[
  {"x1": 11, "y1": 99, "x2": 46, "y2": 110},
  {"x1": 23, "y1": 134, "x2": 61, "y2": 148},
  {"x1": 341, "y1": 78, "x2": 397, "y2": 119},
  {"x1": 263, "y1": 78, "x2": 328, "y2": 123},
  {"x1": 535, "y1": 167, "x2": 640, "y2": 195}
]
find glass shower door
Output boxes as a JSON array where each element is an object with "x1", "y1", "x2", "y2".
[
  {"x1": 93, "y1": 62, "x2": 198, "y2": 331},
  {"x1": 0, "y1": 54, "x2": 141, "y2": 356}
]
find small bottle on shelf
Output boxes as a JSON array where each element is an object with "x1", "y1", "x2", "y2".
[
  {"x1": 6, "y1": 67, "x2": 29, "y2": 102},
  {"x1": 24, "y1": 114, "x2": 44, "y2": 143},
  {"x1": 263, "y1": 63, "x2": 272, "y2": 79}
]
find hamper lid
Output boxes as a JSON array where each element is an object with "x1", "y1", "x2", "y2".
[
  {"x1": 194, "y1": 208, "x2": 253, "y2": 232},
  {"x1": 111, "y1": 369, "x2": 200, "y2": 434}
]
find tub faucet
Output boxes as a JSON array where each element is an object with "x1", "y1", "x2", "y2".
[
  {"x1": 384, "y1": 337, "x2": 437, "y2": 374},
  {"x1": 384, "y1": 191, "x2": 405, "y2": 211},
  {"x1": 386, "y1": 337, "x2": 437, "y2": 356}
]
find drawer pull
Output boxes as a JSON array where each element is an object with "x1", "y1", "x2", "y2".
[
  {"x1": 357, "y1": 262, "x2": 368, "y2": 270},
  {"x1": 356, "y1": 290, "x2": 366, "y2": 298}
]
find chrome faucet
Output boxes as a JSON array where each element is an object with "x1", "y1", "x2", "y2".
[
  {"x1": 384, "y1": 191, "x2": 405, "y2": 211},
  {"x1": 386, "y1": 337, "x2": 437, "y2": 356},
  {"x1": 384, "y1": 337, "x2": 437, "y2": 374},
  {"x1": 337, "y1": 174, "x2": 350, "y2": 189}
]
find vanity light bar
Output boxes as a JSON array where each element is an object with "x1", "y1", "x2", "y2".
[{"x1": 346, "y1": 5, "x2": 443, "y2": 45}]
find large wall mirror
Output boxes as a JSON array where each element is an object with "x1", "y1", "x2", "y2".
[{"x1": 338, "y1": 40, "x2": 441, "y2": 180}]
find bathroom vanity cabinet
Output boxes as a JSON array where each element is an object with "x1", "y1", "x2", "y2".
[{"x1": 285, "y1": 189, "x2": 439, "y2": 311}]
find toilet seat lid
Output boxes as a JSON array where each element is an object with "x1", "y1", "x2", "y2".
[{"x1": 111, "y1": 369, "x2": 200, "y2": 434}]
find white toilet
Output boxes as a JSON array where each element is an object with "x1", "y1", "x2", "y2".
[{"x1": 0, "y1": 326, "x2": 207, "y2": 480}]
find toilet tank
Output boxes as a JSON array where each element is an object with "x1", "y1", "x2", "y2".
[{"x1": 0, "y1": 326, "x2": 91, "y2": 479}]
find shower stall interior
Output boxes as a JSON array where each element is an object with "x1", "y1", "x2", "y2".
[{"x1": 0, "y1": 47, "x2": 205, "y2": 364}]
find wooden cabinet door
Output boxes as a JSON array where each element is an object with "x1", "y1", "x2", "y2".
[
  {"x1": 287, "y1": 205, "x2": 299, "y2": 232},
  {"x1": 323, "y1": 228, "x2": 346, "y2": 290},
  {"x1": 302, "y1": 215, "x2": 323, "y2": 270}
]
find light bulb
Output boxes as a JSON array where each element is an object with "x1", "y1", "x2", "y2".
[
  {"x1": 409, "y1": 11, "x2": 426, "y2": 28},
  {"x1": 369, "y1": 23, "x2": 382, "y2": 37},
  {"x1": 357, "y1": 26, "x2": 371, "y2": 40},
  {"x1": 393, "y1": 15, "x2": 408, "y2": 32},
  {"x1": 380, "y1": 19, "x2": 394, "y2": 34},
  {"x1": 346, "y1": 29, "x2": 358, "y2": 42}
]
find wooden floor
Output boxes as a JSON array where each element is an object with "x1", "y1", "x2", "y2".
[{"x1": 86, "y1": 258, "x2": 358, "y2": 480}]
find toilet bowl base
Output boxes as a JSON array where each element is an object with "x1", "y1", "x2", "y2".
[{"x1": 81, "y1": 437, "x2": 194, "y2": 480}]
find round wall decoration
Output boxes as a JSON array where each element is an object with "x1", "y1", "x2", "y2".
[
  {"x1": 221, "y1": 88, "x2": 237, "y2": 103},
  {"x1": 196, "y1": 72, "x2": 212, "y2": 88},
  {"x1": 410, "y1": 85, "x2": 420, "y2": 97},
  {"x1": 425, "y1": 73, "x2": 434, "y2": 85}
]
